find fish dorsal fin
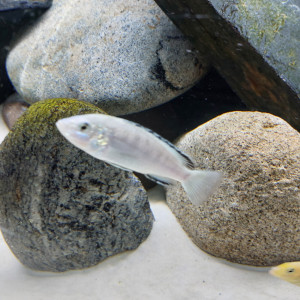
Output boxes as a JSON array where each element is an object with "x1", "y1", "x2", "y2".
[{"x1": 122, "y1": 119, "x2": 195, "y2": 169}]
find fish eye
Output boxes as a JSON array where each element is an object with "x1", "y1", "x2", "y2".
[
  {"x1": 287, "y1": 268, "x2": 295, "y2": 273},
  {"x1": 79, "y1": 122, "x2": 90, "y2": 131}
]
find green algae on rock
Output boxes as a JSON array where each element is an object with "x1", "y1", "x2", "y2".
[
  {"x1": 154, "y1": 0, "x2": 300, "y2": 131},
  {"x1": 0, "y1": 98, "x2": 154, "y2": 272},
  {"x1": 211, "y1": 0, "x2": 299, "y2": 94}
]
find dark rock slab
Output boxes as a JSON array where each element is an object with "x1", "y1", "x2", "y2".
[
  {"x1": 154, "y1": 0, "x2": 300, "y2": 131},
  {"x1": 0, "y1": 7, "x2": 50, "y2": 103},
  {"x1": 0, "y1": 0, "x2": 52, "y2": 11},
  {"x1": 0, "y1": 98, "x2": 153, "y2": 272}
]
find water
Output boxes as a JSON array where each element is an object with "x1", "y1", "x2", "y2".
[{"x1": 0, "y1": 1, "x2": 299, "y2": 299}]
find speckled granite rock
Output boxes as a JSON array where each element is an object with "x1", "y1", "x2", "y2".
[
  {"x1": 166, "y1": 111, "x2": 300, "y2": 266},
  {"x1": 0, "y1": 98, "x2": 153, "y2": 272},
  {"x1": 6, "y1": 0, "x2": 207, "y2": 116},
  {"x1": 154, "y1": 0, "x2": 300, "y2": 131},
  {"x1": 0, "y1": 0, "x2": 52, "y2": 11}
]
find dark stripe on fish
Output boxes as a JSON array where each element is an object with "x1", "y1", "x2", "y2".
[{"x1": 124, "y1": 119, "x2": 195, "y2": 169}]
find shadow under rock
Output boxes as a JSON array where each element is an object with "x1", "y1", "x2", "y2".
[{"x1": 123, "y1": 68, "x2": 247, "y2": 142}]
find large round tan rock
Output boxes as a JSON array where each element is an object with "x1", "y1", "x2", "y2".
[{"x1": 166, "y1": 111, "x2": 300, "y2": 266}]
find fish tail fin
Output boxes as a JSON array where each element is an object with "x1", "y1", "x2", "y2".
[{"x1": 182, "y1": 170, "x2": 222, "y2": 206}]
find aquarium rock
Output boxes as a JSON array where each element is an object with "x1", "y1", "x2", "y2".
[
  {"x1": 0, "y1": 3, "x2": 50, "y2": 103},
  {"x1": 154, "y1": 0, "x2": 300, "y2": 132},
  {"x1": 2, "y1": 93, "x2": 29, "y2": 129},
  {"x1": 6, "y1": 0, "x2": 207, "y2": 116},
  {"x1": 0, "y1": 98, "x2": 154, "y2": 272},
  {"x1": 0, "y1": 0, "x2": 52, "y2": 11},
  {"x1": 166, "y1": 111, "x2": 300, "y2": 266}
]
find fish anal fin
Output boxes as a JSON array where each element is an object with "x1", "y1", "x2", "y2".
[
  {"x1": 145, "y1": 174, "x2": 174, "y2": 186},
  {"x1": 108, "y1": 162, "x2": 132, "y2": 172}
]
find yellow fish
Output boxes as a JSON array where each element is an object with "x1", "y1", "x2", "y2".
[{"x1": 269, "y1": 261, "x2": 300, "y2": 286}]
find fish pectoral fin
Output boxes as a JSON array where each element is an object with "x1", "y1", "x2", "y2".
[
  {"x1": 108, "y1": 162, "x2": 132, "y2": 172},
  {"x1": 145, "y1": 174, "x2": 174, "y2": 186}
]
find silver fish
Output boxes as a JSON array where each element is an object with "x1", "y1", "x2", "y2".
[{"x1": 56, "y1": 114, "x2": 222, "y2": 206}]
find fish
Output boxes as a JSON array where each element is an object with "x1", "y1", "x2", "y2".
[
  {"x1": 269, "y1": 261, "x2": 300, "y2": 286},
  {"x1": 56, "y1": 114, "x2": 222, "y2": 206}
]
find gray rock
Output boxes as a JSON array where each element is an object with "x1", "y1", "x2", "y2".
[
  {"x1": 154, "y1": 0, "x2": 300, "y2": 132},
  {"x1": 211, "y1": 0, "x2": 300, "y2": 96},
  {"x1": 6, "y1": 0, "x2": 207, "y2": 116},
  {"x1": 0, "y1": 0, "x2": 52, "y2": 11},
  {"x1": 166, "y1": 111, "x2": 300, "y2": 266},
  {"x1": 0, "y1": 98, "x2": 154, "y2": 272}
]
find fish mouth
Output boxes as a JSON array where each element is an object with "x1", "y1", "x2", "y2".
[
  {"x1": 56, "y1": 118, "x2": 75, "y2": 138},
  {"x1": 56, "y1": 118, "x2": 68, "y2": 131},
  {"x1": 56, "y1": 117, "x2": 91, "y2": 147},
  {"x1": 269, "y1": 267, "x2": 278, "y2": 276}
]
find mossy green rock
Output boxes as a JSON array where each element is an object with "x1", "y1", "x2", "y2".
[{"x1": 0, "y1": 98, "x2": 153, "y2": 272}]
